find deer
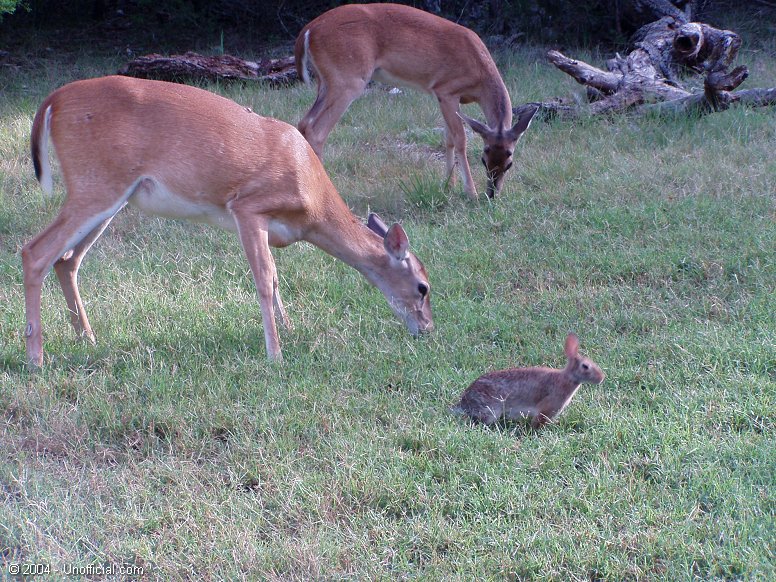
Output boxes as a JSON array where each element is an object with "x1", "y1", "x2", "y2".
[
  {"x1": 23, "y1": 75, "x2": 434, "y2": 367},
  {"x1": 294, "y1": 3, "x2": 537, "y2": 200}
]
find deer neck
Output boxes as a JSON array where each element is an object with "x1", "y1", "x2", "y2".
[
  {"x1": 303, "y1": 198, "x2": 389, "y2": 285},
  {"x1": 479, "y1": 75, "x2": 513, "y2": 131}
]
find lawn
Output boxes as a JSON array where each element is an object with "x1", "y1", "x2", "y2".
[{"x1": 0, "y1": 17, "x2": 774, "y2": 581}]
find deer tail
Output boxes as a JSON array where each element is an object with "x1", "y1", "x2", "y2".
[{"x1": 30, "y1": 101, "x2": 54, "y2": 196}]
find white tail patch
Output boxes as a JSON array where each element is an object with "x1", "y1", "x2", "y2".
[
  {"x1": 301, "y1": 30, "x2": 313, "y2": 85},
  {"x1": 38, "y1": 105, "x2": 54, "y2": 196}
]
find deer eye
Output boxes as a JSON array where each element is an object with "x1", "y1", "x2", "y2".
[
  {"x1": 418, "y1": 283, "x2": 429, "y2": 297},
  {"x1": 582, "y1": 363, "x2": 590, "y2": 370}
]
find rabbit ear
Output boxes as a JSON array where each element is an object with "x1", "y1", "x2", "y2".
[{"x1": 564, "y1": 333, "x2": 579, "y2": 359}]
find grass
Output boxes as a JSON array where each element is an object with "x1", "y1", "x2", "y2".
[{"x1": 1, "y1": 24, "x2": 775, "y2": 581}]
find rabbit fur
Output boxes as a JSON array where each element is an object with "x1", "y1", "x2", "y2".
[{"x1": 453, "y1": 333, "x2": 604, "y2": 428}]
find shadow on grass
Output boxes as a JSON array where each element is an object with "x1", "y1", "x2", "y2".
[
  {"x1": 451, "y1": 411, "x2": 536, "y2": 439},
  {"x1": 451, "y1": 408, "x2": 591, "y2": 438},
  {"x1": 0, "y1": 319, "x2": 271, "y2": 377}
]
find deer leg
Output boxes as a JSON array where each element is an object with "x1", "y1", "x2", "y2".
[
  {"x1": 443, "y1": 126, "x2": 457, "y2": 189},
  {"x1": 269, "y1": 254, "x2": 292, "y2": 330},
  {"x1": 299, "y1": 78, "x2": 367, "y2": 158},
  {"x1": 438, "y1": 98, "x2": 478, "y2": 199},
  {"x1": 22, "y1": 201, "x2": 122, "y2": 367},
  {"x1": 53, "y1": 216, "x2": 115, "y2": 343},
  {"x1": 298, "y1": 82, "x2": 328, "y2": 141},
  {"x1": 231, "y1": 212, "x2": 284, "y2": 361}
]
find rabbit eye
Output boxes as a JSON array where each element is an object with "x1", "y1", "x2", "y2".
[
  {"x1": 582, "y1": 363, "x2": 590, "y2": 370},
  {"x1": 418, "y1": 283, "x2": 429, "y2": 297}
]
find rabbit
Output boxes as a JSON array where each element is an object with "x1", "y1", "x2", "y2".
[{"x1": 452, "y1": 333, "x2": 605, "y2": 428}]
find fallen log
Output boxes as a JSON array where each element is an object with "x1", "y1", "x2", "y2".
[
  {"x1": 639, "y1": 86, "x2": 776, "y2": 115},
  {"x1": 118, "y1": 52, "x2": 298, "y2": 86},
  {"x1": 531, "y1": 16, "x2": 774, "y2": 118}
]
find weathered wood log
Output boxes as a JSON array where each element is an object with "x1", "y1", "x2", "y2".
[
  {"x1": 731, "y1": 87, "x2": 776, "y2": 107},
  {"x1": 529, "y1": 84, "x2": 776, "y2": 120},
  {"x1": 515, "y1": 100, "x2": 578, "y2": 121},
  {"x1": 638, "y1": 85, "x2": 776, "y2": 115},
  {"x1": 540, "y1": 17, "x2": 774, "y2": 118},
  {"x1": 548, "y1": 50, "x2": 621, "y2": 94},
  {"x1": 118, "y1": 52, "x2": 298, "y2": 86}
]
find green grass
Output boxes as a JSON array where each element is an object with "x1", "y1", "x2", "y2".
[{"x1": 1, "y1": 32, "x2": 775, "y2": 580}]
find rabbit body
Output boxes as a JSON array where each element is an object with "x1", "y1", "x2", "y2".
[{"x1": 454, "y1": 334, "x2": 604, "y2": 428}]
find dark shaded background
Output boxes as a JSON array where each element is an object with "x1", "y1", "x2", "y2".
[{"x1": 2, "y1": 1, "x2": 770, "y2": 57}]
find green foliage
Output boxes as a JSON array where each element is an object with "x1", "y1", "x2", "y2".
[
  {"x1": 400, "y1": 172, "x2": 449, "y2": 213},
  {"x1": 0, "y1": 0, "x2": 22, "y2": 16},
  {"x1": 1, "y1": 34, "x2": 775, "y2": 580}
]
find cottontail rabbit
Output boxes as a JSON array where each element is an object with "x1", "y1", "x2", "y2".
[{"x1": 453, "y1": 333, "x2": 604, "y2": 428}]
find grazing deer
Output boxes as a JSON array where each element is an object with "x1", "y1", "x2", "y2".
[
  {"x1": 23, "y1": 75, "x2": 433, "y2": 366},
  {"x1": 295, "y1": 2, "x2": 537, "y2": 199}
]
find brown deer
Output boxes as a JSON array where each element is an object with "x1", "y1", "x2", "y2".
[
  {"x1": 295, "y1": 3, "x2": 537, "y2": 199},
  {"x1": 23, "y1": 75, "x2": 433, "y2": 366}
]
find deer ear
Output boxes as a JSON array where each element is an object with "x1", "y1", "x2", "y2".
[
  {"x1": 367, "y1": 212, "x2": 389, "y2": 237},
  {"x1": 458, "y1": 112, "x2": 493, "y2": 138},
  {"x1": 507, "y1": 104, "x2": 538, "y2": 140},
  {"x1": 564, "y1": 333, "x2": 579, "y2": 359},
  {"x1": 384, "y1": 223, "x2": 409, "y2": 261}
]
